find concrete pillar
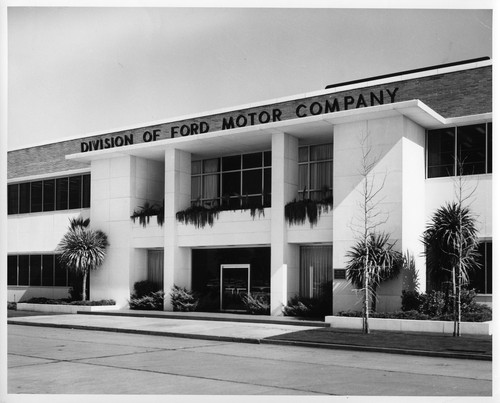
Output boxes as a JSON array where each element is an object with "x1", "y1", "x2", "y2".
[
  {"x1": 89, "y1": 156, "x2": 135, "y2": 307},
  {"x1": 331, "y1": 116, "x2": 426, "y2": 313},
  {"x1": 164, "y1": 148, "x2": 191, "y2": 310},
  {"x1": 270, "y1": 132, "x2": 298, "y2": 315}
]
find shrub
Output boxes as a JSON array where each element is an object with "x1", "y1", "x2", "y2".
[
  {"x1": 24, "y1": 297, "x2": 115, "y2": 306},
  {"x1": 129, "y1": 291, "x2": 164, "y2": 310},
  {"x1": 401, "y1": 290, "x2": 424, "y2": 311},
  {"x1": 133, "y1": 280, "x2": 160, "y2": 298},
  {"x1": 129, "y1": 280, "x2": 164, "y2": 310},
  {"x1": 7, "y1": 302, "x2": 17, "y2": 310},
  {"x1": 170, "y1": 285, "x2": 199, "y2": 312},
  {"x1": 283, "y1": 294, "x2": 331, "y2": 318},
  {"x1": 419, "y1": 290, "x2": 447, "y2": 316},
  {"x1": 242, "y1": 293, "x2": 270, "y2": 315}
]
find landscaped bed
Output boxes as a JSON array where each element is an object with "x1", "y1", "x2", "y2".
[
  {"x1": 265, "y1": 327, "x2": 492, "y2": 358},
  {"x1": 16, "y1": 298, "x2": 119, "y2": 314}
]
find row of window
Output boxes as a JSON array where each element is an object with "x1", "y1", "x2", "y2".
[
  {"x1": 8, "y1": 174, "x2": 91, "y2": 215},
  {"x1": 7, "y1": 254, "x2": 68, "y2": 287},
  {"x1": 191, "y1": 151, "x2": 272, "y2": 209},
  {"x1": 427, "y1": 123, "x2": 492, "y2": 178}
]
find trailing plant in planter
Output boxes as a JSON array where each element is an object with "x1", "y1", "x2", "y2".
[
  {"x1": 284, "y1": 196, "x2": 333, "y2": 226},
  {"x1": 176, "y1": 195, "x2": 266, "y2": 229},
  {"x1": 131, "y1": 201, "x2": 164, "y2": 227},
  {"x1": 176, "y1": 204, "x2": 221, "y2": 228}
]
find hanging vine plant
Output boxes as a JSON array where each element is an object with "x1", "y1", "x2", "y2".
[
  {"x1": 176, "y1": 204, "x2": 222, "y2": 229},
  {"x1": 285, "y1": 194, "x2": 333, "y2": 227},
  {"x1": 176, "y1": 194, "x2": 267, "y2": 229},
  {"x1": 131, "y1": 201, "x2": 164, "y2": 227}
]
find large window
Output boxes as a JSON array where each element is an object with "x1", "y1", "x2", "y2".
[
  {"x1": 427, "y1": 123, "x2": 492, "y2": 178},
  {"x1": 298, "y1": 143, "x2": 333, "y2": 200},
  {"x1": 468, "y1": 241, "x2": 492, "y2": 294},
  {"x1": 8, "y1": 174, "x2": 91, "y2": 215},
  {"x1": 7, "y1": 254, "x2": 68, "y2": 287},
  {"x1": 191, "y1": 151, "x2": 271, "y2": 209}
]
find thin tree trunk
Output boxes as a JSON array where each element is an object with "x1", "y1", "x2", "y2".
[
  {"x1": 82, "y1": 271, "x2": 87, "y2": 302},
  {"x1": 457, "y1": 268, "x2": 461, "y2": 337},
  {"x1": 452, "y1": 266, "x2": 457, "y2": 337}
]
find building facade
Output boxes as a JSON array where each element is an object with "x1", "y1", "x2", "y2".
[{"x1": 7, "y1": 58, "x2": 493, "y2": 314}]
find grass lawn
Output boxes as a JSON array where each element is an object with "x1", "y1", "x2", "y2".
[{"x1": 266, "y1": 327, "x2": 492, "y2": 356}]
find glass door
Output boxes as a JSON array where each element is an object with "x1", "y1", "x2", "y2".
[{"x1": 220, "y1": 264, "x2": 250, "y2": 311}]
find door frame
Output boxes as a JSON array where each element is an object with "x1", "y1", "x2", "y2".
[{"x1": 220, "y1": 264, "x2": 250, "y2": 311}]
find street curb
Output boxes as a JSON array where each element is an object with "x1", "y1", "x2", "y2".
[{"x1": 8, "y1": 319, "x2": 491, "y2": 361}]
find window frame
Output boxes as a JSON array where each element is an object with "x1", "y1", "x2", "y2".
[
  {"x1": 426, "y1": 123, "x2": 492, "y2": 179},
  {"x1": 298, "y1": 143, "x2": 333, "y2": 200}
]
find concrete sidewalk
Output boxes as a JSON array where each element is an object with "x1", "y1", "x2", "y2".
[{"x1": 8, "y1": 311, "x2": 321, "y2": 343}]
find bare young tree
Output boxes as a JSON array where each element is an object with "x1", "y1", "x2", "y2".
[{"x1": 347, "y1": 133, "x2": 391, "y2": 334}]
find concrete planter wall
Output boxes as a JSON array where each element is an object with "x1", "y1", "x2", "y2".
[
  {"x1": 325, "y1": 315, "x2": 492, "y2": 336},
  {"x1": 17, "y1": 303, "x2": 120, "y2": 314}
]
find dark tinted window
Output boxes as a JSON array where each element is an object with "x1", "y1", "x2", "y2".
[
  {"x1": 54, "y1": 256, "x2": 67, "y2": 286},
  {"x1": 457, "y1": 124, "x2": 486, "y2": 175},
  {"x1": 242, "y1": 169, "x2": 262, "y2": 195},
  {"x1": 8, "y1": 184, "x2": 19, "y2": 214},
  {"x1": 42, "y1": 255, "x2": 55, "y2": 286},
  {"x1": 56, "y1": 177, "x2": 68, "y2": 210},
  {"x1": 68, "y1": 175, "x2": 82, "y2": 209},
  {"x1": 8, "y1": 256, "x2": 17, "y2": 286},
  {"x1": 242, "y1": 152, "x2": 262, "y2": 169},
  {"x1": 222, "y1": 155, "x2": 241, "y2": 172},
  {"x1": 43, "y1": 179, "x2": 55, "y2": 211},
  {"x1": 19, "y1": 183, "x2": 30, "y2": 214},
  {"x1": 82, "y1": 174, "x2": 91, "y2": 208},
  {"x1": 30, "y1": 181, "x2": 43, "y2": 213},
  {"x1": 487, "y1": 123, "x2": 492, "y2": 174},
  {"x1": 30, "y1": 255, "x2": 42, "y2": 286},
  {"x1": 18, "y1": 255, "x2": 29, "y2": 285},
  {"x1": 427, "y1": 128, "x2": 455, "y2": 178}
]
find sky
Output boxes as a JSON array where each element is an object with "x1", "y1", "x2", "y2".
[{"x1": 6, "y1": 4, "x2": 494, "y2": 150}]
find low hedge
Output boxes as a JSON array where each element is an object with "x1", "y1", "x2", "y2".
[
  {"x1": 337, "y1": 307, "x2": 492, "y2": 322},
  {"x1": 25, "y1": 297, "x2": 116, "y2": 306}
]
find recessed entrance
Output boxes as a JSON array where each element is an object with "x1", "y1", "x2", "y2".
[{"x1": 220, "y1": 264, "x2": 250, "y2": 311}]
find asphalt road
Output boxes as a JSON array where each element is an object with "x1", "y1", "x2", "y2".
[{"x1": 8, "y1": 324, "x2": 492, "y2": 396}]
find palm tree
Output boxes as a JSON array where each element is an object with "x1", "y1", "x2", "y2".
[
  {"x1": 346, "y1": 232, "x2": 403, "y2": 314},
  {"x1": 58, "y1": 219, "x2": 109, "y2": 301},
  {"x1": 422, "y1": 202, "x2": 480, "y2": 336}
]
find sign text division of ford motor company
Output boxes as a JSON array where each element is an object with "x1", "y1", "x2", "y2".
[{"x1": 80, "y1": 87, "x2": 399, "y2": 153}]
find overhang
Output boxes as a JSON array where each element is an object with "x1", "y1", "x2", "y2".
[{"x1": 66, "y1": 100, "x2": 491, "y2": 162}]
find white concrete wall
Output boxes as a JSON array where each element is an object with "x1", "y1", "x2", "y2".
[
  {"x1": 331, "y1": 116, "x2": 426, "y2": 313},
  {"x1": 177, "y1": 209, "x2": 271, "y2": 247},
  {"x1": 89, "y1": 156, "x2": 134, "y2": 307},
  {"x1": 8, "y1": 209, "x2": 90, "y2": 253}
]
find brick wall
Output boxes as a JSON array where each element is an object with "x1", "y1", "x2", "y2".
[{"x1": 8, "y1": 65, "x2": 492, "y2": 180}]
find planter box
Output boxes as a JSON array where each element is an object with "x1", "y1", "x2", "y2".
[
  {"x1": 325, "y1": 315, "x2": 492, "y2": 336},
  {"x1": 17, "y1": 303, "x2": 120, "y2": 314}
]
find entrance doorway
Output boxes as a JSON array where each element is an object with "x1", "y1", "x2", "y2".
[{"x1": 220, "y1": 264, "x2": 250, "y2": 311}]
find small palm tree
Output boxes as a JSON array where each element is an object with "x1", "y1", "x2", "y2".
[
  {"x1": 346, "y1": 232, "x2": 403, "y2": 313},
  {"x1": 58, "y1": 219, "x2": 109, "y2": 301},
  {"x1": 422, "y1": 201, "x2": 480, "y2": 336}
]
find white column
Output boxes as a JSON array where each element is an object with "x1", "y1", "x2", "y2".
[
  {"x1": 270, "y1": 132, "x2": 298, "y2": 315},
  {"x1": 89, "y1": 156, "x2": 135, "y2": 307},
  {"x1": 164, "y1": 148, "x2": 191, "y2": 310}
]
